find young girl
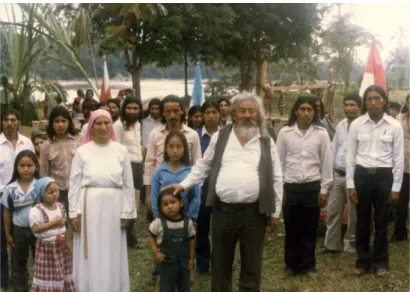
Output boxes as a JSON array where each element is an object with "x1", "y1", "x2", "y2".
[
  {"x1": 0, "y1": 150, "x2": 39, "y2": 292},
  {"x1": 149, "y1": 188, "x2": 196, "y2": 292},
  {"x1": 29, "y1": 177, "x2": 75, "y2": 292},
  {"x1": 151, "y1": 132, "x2": 200, "y2": 222}
]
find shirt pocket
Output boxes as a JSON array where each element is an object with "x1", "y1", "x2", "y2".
[
  {"x1": 48, "y1": 149, "x2": 59, "y2": 162},
  {"x1": 379, "y1": 134, "x2": 393, "y2": 152},
  {"x1": 357, "y1": 133, "x2": 371, "y2": 151}
]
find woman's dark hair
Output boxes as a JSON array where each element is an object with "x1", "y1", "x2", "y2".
[
  {"x1": 343, "y1": 93, "x2": 362, "y2": 108},
  {"x1": 157, "y1": 188, "x2": 185, "y2": 219},
  {"x1": 47, "y1": 106, "x2": 76, "y2": 139},
  {"x1": 361, "y1": 85, "x2": 389, "y2": 115},
  {"x1": 160, "y1": 95, "x2": 186, "y2": 124},
  {"x1": 187, "y1": 105, "x2": 202, "y2": 129},
  {"x1": 77, "y1": 89, "x2": 85, "y2": 98},
  {"x1": 288, "y1": 96, "x2": 320, "y2": 127},
  {"x1": 8, "y1": 150, "x2": 40, "y2": 185},
  {"x1": 106, "y1": 98, "x2": 120, "y2": 109},
  {"x1": 163, "y1": 132, "x2": 190, "y2": 165},
  {"x1": 314, "y1": 96, "x2": 325, "y2": 119},
  {"x1": 120, "y1": 96, "x2": 143, "y2": 130},
  {"x1": 401, "y1": 93, "x2": 409, "y2": 114}
]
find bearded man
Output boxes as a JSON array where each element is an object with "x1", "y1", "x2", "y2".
[{"x1": 170, "y1": 92, "x2": 283, "y2": 292}]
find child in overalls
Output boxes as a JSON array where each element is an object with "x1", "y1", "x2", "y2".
[{"x1": 149, "y1": 188, "x2": 196, "y2": 292}]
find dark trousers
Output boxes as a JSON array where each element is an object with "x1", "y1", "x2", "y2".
[
  {"x1": 195, "y1": 201, "x2": 212, "y2": 273},
  {"x1": 354, "y1": 166, "x2": 392, "y2": 270},
  {"x1": 58, "y1": 189, "x2": 69, "y2": 215},
  {"x1": 211, "y1": 200, "x2": 266, "y2": 292},
  {"x1": 393, "y1": 172, "x2": 410, "y2": 238},
  {"x1": 283, "y1": 181, "x2": 320, "y2": 273},
  {"x1": 12, "y1": 225, "x2": 36, "y2": 292},
  {"x1": 0, "y1": 203, "x2": 8, "y2": 289}
]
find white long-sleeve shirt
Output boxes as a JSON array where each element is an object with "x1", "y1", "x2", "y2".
[
  {"x1": 275, "y1": 124, "x2": 333, "y2": 194},
  {"x1": 332, "y1": 118, "x2": 349, "y2": 171},
  {"x1": 346, "y1": 113, "x2": 404, "y2": 192},
  {"x1": 180, "y1": 130, "x2": 283, "y2": 218}
]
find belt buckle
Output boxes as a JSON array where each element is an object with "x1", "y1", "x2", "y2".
[{"x1": 368, "y1": 167, "x2": 377, "y2": 174}]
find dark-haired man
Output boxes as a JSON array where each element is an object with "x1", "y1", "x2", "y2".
[
  {"x1": 114, "y1": 97, "x2": 144, "y2": 248},
  {"x1": 107, "y1": 98, "x2": 121, "y2": 123},
  {"x1": 40, "y1": 106, "x2": 82, "y2": 211},
  {"x1": 388, "y1": 101, "x2": 401, "y2": 119},
  {"x1": 276, "y1": 96, "x2": 333, "y2": 276},
  {"x1": 142, "y1": 98, "x2": 162, "y2": 151},
  {"x1": 318, "y1": 94, "x2": 362, "y2": 255},
  {"x1": 347, "y1": 85, "x2": 404, "y2": 277},
  {"x1": 218, "y1": 98, "x2": 232, "y2": 127},
  {"x1": 0, "y1": 109, "x2": 34, "y2": 291}
]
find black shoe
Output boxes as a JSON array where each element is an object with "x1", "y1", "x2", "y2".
[{"x1": 316, "y1": 246, "x2": 340, "y2": 255}]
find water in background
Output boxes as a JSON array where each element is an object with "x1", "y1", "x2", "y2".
[{"x1": 33, "y1": 79, "x2": 198, "y2": 104}]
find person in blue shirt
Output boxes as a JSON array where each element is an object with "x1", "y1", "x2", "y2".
[
  {"x1": 1, "y1": 150, "x2": 40, "y2": 292},
  {"x1": 196, "y1": 100, "x2": 220, "y2": 274},
  {"x1": 151, "y1": 132, "x2": 200, "y2": 222}
]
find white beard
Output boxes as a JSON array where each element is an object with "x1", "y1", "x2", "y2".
[{"x1": 235, "y1": 124, "x2": 259, "y2": 141}]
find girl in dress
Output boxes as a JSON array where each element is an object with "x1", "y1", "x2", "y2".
[
  {"x1": 150, "y1": 132, "x2": 200, "y2": 222},
  {"x1": 0, "y1": 150, "x2": 39, "y2": 292},
  {"x1": 29, "y1": 177, "x2": 75, "y2": 291},
  {"x1": 149, "y1": 188, "x2": 196, "y2": 292}
]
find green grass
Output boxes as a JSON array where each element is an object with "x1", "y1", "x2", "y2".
[{"x1": 130, "y1": 205, "x2": 410, "y2": 292}]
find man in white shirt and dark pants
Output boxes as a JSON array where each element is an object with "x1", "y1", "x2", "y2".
[
  {"x1": 170, "y1": 93, "x2": 283, "y2": 292},
  {"x1": 347, "y1": 85, "x2": 404, "y2": 277},
  {"x1": 0, "y1": 109, "x2": 35, "y2": 290},
  {"x1": 276, "y1": 96, "x2": 333, "y2": 276},
  {"x1": 319, "y1": 94, "x2": 362, "y2": 254}
]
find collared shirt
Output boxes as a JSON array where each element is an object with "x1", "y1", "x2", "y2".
[
  {"x1": 276, "y1": 124, "x2": 333, "y2": 194},
  {"x1": 114, "y1": 120, "x2": 143, "y2": 163},
  {"x1": 397, "y1": 113, "x2": 410, "y2": 174},
  {"x1": 151, "y1": 163, "x2": 200, "y2": 220},
  {"x1": 180, "y1": 130, "x2": 283, "y2": 218},
  {"x1": 143, "y1": 124, "x2": 202, "y2": 185},
  {"x1": 142, "y1": 115, "x2": 162, "y2": 149},
  {"x1": 40, "y1": 134, "x2": 83, "y2": 190},
  {"x1": 346, "y1": 113, "x2": 404, "y2": 192},
  {"x1": 198, "y1": 125, "x2": 219, "y2": 154},
  {"x1": 1, "y1": 179, "x2": 38, "y2": 227},
  {"x1": 0, "y1": 133, "x2": 35, "y2": 192},
  {"x1": 332, "y1": 118, "x2": 349, "y2": 171}
]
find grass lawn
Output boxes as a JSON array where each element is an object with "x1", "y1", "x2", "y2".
[{"x1": 130, "y1": 205, "x2": 409, "y2": 292}]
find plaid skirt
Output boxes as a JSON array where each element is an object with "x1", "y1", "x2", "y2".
[{"x1": 31, "y1": 238, "x2": 76, "y2": 292}]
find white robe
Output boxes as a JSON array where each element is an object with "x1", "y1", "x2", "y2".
[{"x1": 68, "y1": 141, "x2": 136, "y2": 292}]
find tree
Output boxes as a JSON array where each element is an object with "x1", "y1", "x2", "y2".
[
  {"x1": 386, "y1": 26, "x2": 409, "y2": 90},
  {"x1": 321, "y1": 13, "x2": 374, "y2": 92}
]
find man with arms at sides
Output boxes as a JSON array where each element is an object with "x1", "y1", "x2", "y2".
[
  {"x1": 347, "y1": 85, "x2": 404, "y2": 277},
  {"x1": 0, "y1": 109, "x2": 35, "y2": 291},
  {"x1": 170, "y1": 93, "x2": 283, "y2": 292},
  {"x1": 142, "y1": 98, "x2": 162, "y2": 153},
  {"x1": 40, "y1": 106, "x2": 83, "y2": 213},
  {"x1": 318, "y1": 94, "x2": 362, "y2": 255},
  {"x1": 276, "y1": 96, "x2": 333, "y2": 276},
  {"x1": 114, "y1": 97, "x2": 144, "y2": 248}
]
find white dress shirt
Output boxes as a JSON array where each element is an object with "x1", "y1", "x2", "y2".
[
  {"x1": 142, "y1": 115, "x2": 162, "y2": 149},
  {"x1": 0, "y1": 133, "x2": 35, "y2": 192},
  {"x1": 346, "y1": 113, "x2": 404, "y2": 192},
  {"x1": 333, "y1": 118, "x2": 349, "y2": 171},
  {"x1": 276, "y1": 124, "x2": 333, "y2": 194},
  {"x1": 180, "y1": 130, "x2": 283, "y2": 218},
  {"x1": 114, "y1": 120, "x2": 143, "y2": 163}
]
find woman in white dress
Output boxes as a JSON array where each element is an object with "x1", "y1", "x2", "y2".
[{"x1": 68, "y1": 109, "x2": 136, "y2": 292}]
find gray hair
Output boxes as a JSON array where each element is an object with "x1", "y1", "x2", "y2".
[{"x1": 230, "y1": 92, "x2": 267, "y2": 135}]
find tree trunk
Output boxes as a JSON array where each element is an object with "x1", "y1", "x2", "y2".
[
  {"x1": 131, "y1": 66, "x2": 142, "y2": 99},
  {"x1": 184, "y1": 48, "x2": 188, "y2": 97}
]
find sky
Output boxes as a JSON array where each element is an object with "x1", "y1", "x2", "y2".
[{"x1": 0, "y1": 3, "x2": 410, "y2": 65}]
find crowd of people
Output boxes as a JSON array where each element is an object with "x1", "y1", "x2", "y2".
[{"x1": 0, "y1": 85, "x2": 408, "y2": 292}]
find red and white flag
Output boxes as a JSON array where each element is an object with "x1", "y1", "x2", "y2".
[
  {"x1": 359, "y1": 41, "x2": 387, "y2": 97},
  {"x1": 100, "y1": 56, "x2": 112, "y2": 102}
]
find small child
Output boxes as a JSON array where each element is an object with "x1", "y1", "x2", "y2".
[
  {"x1": 0, "y1": 150, "x2": 40, "y2": 291},
  {"x1": 29, "y1": 177, "x2": 75, "y2": 292},
  {"x1": 149, "y1": 188, "x2": 196, "y2": 292},
  {"x1": 151, "y1": 132, "x2": 200, "y2": 221}
]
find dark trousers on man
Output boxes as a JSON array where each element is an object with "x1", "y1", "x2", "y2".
[
  {"x1": 0, "y1": 203, "x2": 9, "y2": 289},
  {"x1": 211, "y1": 199, "x2": 266, "y2": 292},
  {"x1": 393, "y1": 172, "x2": 410, "y2": 240},
  {"x1": 196, "y1": 201, "x2": 212, "y2": 274},
  {"x1": 283, "y1": 181, "x2": 320, "y2": 274},
  {"x1": 354, "y1": 166, "x2": 393, "y2": 270},
  {"x1": 12, "y1": 225, "x2": 36, "y2": 292}
]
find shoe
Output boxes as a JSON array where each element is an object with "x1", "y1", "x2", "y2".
[
  {"x1": 316, "y1": 246, "x2": 340, "y2": 255},
  {"x1": 353, "y1": 268, "x2": 368, "y2": 276},
  {"x1": 374, "y1": 268, "x2": 388, "y2": 277}
]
